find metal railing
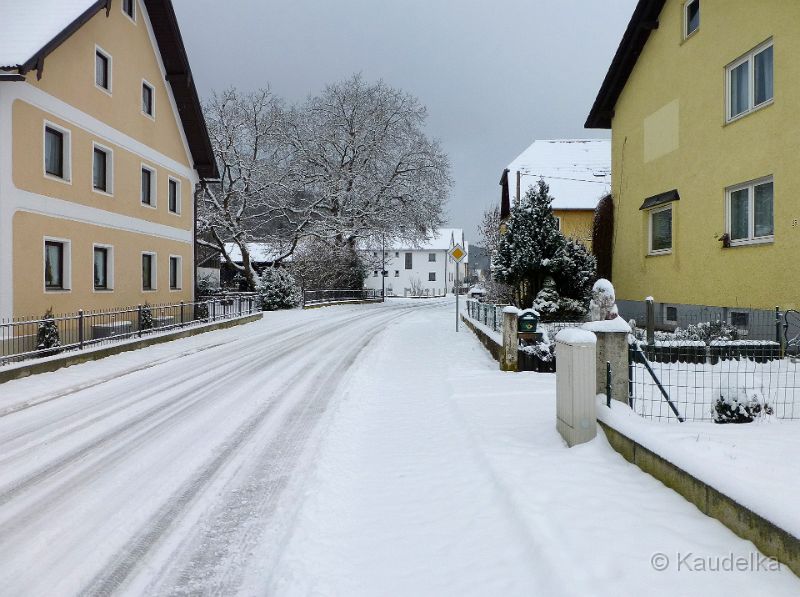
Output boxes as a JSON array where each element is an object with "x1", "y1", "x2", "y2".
[
  {"x1": 0, "y1": 295, "x2": 257, "y2": 366},
  {"x1": 465, "y1": 299, "x2": 505, "y2": 333},
  {"x1": 302, "y1": 289, "x2": 383, "y2": 307}
]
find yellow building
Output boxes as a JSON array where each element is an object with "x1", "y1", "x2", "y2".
[
  {"x1": 500, "y1": 139, "x2": 611, "y2": 251},
  {"x1": 587, "y1": 0, "x2": 794, "y2": 334},
  {"x1": 0, "y1": 0, "x2": 217, "y2": 321}
]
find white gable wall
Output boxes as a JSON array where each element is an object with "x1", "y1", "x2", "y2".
[{"x1": 363, "y1": 249, "x2": 467, "y2": 296}]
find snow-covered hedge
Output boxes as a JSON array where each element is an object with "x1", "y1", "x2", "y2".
[{"x1": 256, "y1": 267, "x2": 301, "y2": 311}]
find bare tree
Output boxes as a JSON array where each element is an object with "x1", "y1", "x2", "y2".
[
  {"x1": 197, "y1": 88, "x2": 306, "y2": 289},
  {"x1": 478, "y1": 204, "x2": 502, "y2": 257},
  {"x1": 283, "y1": 74, "x2": 451, "y2": 249}
]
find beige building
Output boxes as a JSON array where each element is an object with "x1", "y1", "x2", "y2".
[{"x1": 0, "y1": 0, "x2": 217, "y2": 320}]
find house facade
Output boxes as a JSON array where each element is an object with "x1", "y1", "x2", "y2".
[
  {"x1": 500, "y1": 139, "x2": 611, "y2": 251},
  {"x1": 0, "y1": 0, "x2": 216, "y2": 321},
  {"x1": 587, "y1": 0, "x2": 795, "y2": 334},
  {"x1": 362, "y1": 229, "x2": 469, "y2": 297}
]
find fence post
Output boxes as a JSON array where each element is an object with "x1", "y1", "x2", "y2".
[
  {"x1": 776, "y1": 306, "x2": 783, "y2": 351},
  {"x1": 180, "y1": 301, "x2": 184, "y2": 325},
  {"x1": 208, "y1": 300, "x2": 214, "y2": 322},
  {"x1": 501, "y1": 306, "x2": 519, "y2": 372},
  {"x1": 137, "y1": 305, "x2": 143, "y2": 338},
  {"x1": 606, "y1": 361, "x2": 612, "y2": 407},
  {"x1": 628, "y1": 344, "x2": 634, "y2": 407},
  {"x1": 583, "y1": 319, "x2": 632, "y2": 405},
  {"x1": 646, "y1": 297, "x2": 655, "y2": 346},
  {"x1": 78, "y1": 309, "x2": 84, "y2": 349}
]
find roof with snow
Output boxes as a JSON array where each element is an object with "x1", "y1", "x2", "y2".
[
  {"x1": 224, "y1": 243, "x2": 293, "y2": 263},
  {"x1": 506, "y1": 139, "x2": 611, "y2": 211},
  {"x1": 0, "y1": 0, "x2": 218, "y2": 179}
]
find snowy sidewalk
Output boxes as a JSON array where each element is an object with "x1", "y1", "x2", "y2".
[{"x1": 270, "y1": 302, "x2": 800, "y2": 596}]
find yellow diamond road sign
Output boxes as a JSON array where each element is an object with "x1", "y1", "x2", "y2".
[{"x1": 449, "y1": 244, "x2": 466, "y2": 263}]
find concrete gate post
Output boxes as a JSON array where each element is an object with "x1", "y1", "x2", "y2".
[
  {"x1": 582, "y1": 318, "x2": 632, "y2": 404},
  {"x1": 501, "y1": 306, "x2": 520, "y2": 372}
]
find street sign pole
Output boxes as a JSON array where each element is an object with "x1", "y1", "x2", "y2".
[{"x1": 448, "y1": 243, "x2": 466, "y2": 333}]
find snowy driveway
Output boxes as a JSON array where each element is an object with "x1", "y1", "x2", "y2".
[{"x1": 0, "y1": 299, "x2": 798, "y2": 596}]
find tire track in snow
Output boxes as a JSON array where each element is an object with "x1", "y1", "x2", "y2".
[{"x1": 81, "y1": 307, "x2": 413, "y2": 596}]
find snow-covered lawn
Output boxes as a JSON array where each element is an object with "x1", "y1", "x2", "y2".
[{"x1": 0, "y1": 298, "x2": 798, "y2": 595}]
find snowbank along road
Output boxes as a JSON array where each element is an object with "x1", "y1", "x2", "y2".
[{"x1": 0, "y1": 298, "x2": 799, "y2": 596}]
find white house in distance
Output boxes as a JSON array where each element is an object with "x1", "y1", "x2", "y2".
[{"x1": 363, "y1": 229, "x2": 469, "y2": 297}]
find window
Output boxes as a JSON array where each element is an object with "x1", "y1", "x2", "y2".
[
  {"x1": 142, "y1": 81, "x2": 155, "y2": 117},
  {"x1": 141, "y1": 165, "x2": 155, "y2": 206},
  {"x1": 726, "y1": 41, "x2": 773, "y2": 122},
  {"x1": 95, "y1": 47, "x2": 111, "y2": 92},
  {"x1": 44, "y1": 126, "x2": 67, "y2": 179},
  {"x1": 142, "y1": 253, "x2": 156, "y2": 290},
  {"x1": 731, "y1": 311, "x2": 750, "y2": 329},
  {"x1": 428, "y1": 272, "x2": 436, "y2": 281},
  {"x1": 94, "y1": 246, "x2": 112, "y2": 290},
  {"x1": 684, "y1": 0, "x2": 699, "y2": 38},
  {"x1": 92, "y1": 144, "x2": 112, "y2": 194},
  {"x1": 373, "y1": 270, "x2": 378, "y2": 277},
  {"x1": 44, "y1": 240, "x2": 67, "y2": 290},
  {"x1": 394, "y1": 270, "x2": 399, "y2": 277},
  {"x1": 727, "y1": 177, "x2": 773, "y2": 245},
  {"x1": 122, "y1": 0, "x2": 136, "y2": 21},
  {"x1": 169, "y1": 256, "x2": 181, "y2": 290},
  {"x1": 405, "y1": 252, "x2": 412, "y2": 269},
  {"x1": 168, "y1": 178, "x2": 180, "y2": 213},
  {"x1": 394, "y1": 252, "x2": 399, "y2": 258},
  {"x1": 665, "y1": 306, "x2": 678, "y2": 324},
  {"x1": 649, "y1": 205, "x2": 673, "y2": 255},
  {"x1": 428, "y1": 253, "x2": 436, "y2": 262}
]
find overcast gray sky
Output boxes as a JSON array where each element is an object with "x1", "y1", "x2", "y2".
[{"x1": 173, "y1": 0, "x2": 637, "y2": 244}]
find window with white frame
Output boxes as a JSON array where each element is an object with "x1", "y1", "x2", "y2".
[
  {"x1": 142, "y1": 252, "x2": 156, "y2": 290},
  {"x1": 122, "y1": 0, "x2": 136, "y2": 21},
  {"x1": 44, "y1": 239, "x2": 70, "y2": 290},
  {"x1": 169, "y1": 256, "x2": 182, "y2": 290},
  {"x1": 428, "y1": 272, "x2": 436, "y2": 281},
  {"x1": 428, "y1": 253, "x2": 436, "y2": 262},
  {"x1": 92, "y1": 144, "x2": 113, "y2": 194},
  {"x1": 727, "y1": 40, "x2": 773, "y2": 122},
  {"x1": 684, "y1": 0, "x2": 699, "y2": 39},
  {"x1": 93, "y1": 245, "x2": 113, "y2": 290},
  {"x1": 141, "y1": 165, "x2": 156, "y2": 206},
  {"x1": 727, "y1": 177, "x2": 773, "y2": 245},
  {"x1": 142, "y1": 81, "x2": 155, "y2": 117},
  {"x1": 44, "y1": 123, "x2": 70, "y2": 181},
  {"x1": 648, "y1": 205, "x2": 673, "y2": 255},
  {"x1": 168, "y1": 177, "x2": 180, "y2": 213},
  {"x1": 95, "y1": 46, "x2": 111, "y2": 93}
]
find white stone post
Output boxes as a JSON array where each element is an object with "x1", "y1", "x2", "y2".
[
  {"x1": 555, "y1": 329, "x2": 597, "y2": 447},
  {"x1": 501, "y1": 306, "x2": 519, "y2": 372}
]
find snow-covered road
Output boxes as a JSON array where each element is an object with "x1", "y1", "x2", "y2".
[{"x1": 0, "y1": 299, "x2": 798, "y2": 596}]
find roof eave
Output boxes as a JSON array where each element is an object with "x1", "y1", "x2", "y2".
[{"x1": 585, "y1": 0, "x2": 666, "y2": 130}]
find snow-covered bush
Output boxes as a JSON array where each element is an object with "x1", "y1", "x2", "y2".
[
  {"x1": 257, "y1": 267, "x2": 300, "y2": 311},
  {"x1": 520, "y1": 328, "x2": 554, "y2": 362},
  {"x1": 196, "y1": 274, "x2": 220, "y2": 297},
  {"x1": 589, "y1": 278, "x2": 616, "y2": 321},
  {"x1": 140, "y1": 303, "x2": 153, "y2": 331},
  {"x1": 712, "y1": 393, "x2": 773, "y2": 424},
  {"x1": 532, "y1": 277, "x2": 588, "y2": 322},
  {"x1": 674, "y1": 320, "x2": 740, "y2": 344},
  {"x1": 36, "y1": 308, "x2": 62, "y2": 355}
]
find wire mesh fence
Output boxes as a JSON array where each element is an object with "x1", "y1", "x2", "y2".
[{"x1": 0, "y1": 294, "x2": 257, "y2": 367}]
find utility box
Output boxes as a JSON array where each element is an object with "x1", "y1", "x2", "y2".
[{"x1": 555, "y1": 329, "x2": 597, "y2": 447}]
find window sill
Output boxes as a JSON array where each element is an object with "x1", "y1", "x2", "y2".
[
  {"x1": 647, "y1": 250, "x2": 672, "y2": 257},
  {"x1": 45, "y1": 288, "x2": 71, "y2": 293},
  {"x1": 725, "y1": 99, "x2": 774, "y2": 126},
  {"x1": 92, "y1": 188, "x2": 113, "y2": 198},
  {"x1": 727, "y1": 236, "x2": 774, "y2": 248},
  {"x1": 141, "y1": 202, "x2": 157, "y2": 210},
  {"x1": 93, "y1": 288, "x2": 114, "y2": 293},
  {"x1": 44, "y1": 173, "x2": 71, "y2": 185}
]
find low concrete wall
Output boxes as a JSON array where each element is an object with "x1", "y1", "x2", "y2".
[
  {"x1": 303, "y1": 299, "x2": 383, "y2": 310},
  {"x1": 461, "y1": 314, "x2": 503, "y2": 363},
  {"x1": 599, "y1": 420, "x2": 800, "y2": 576},
  {"x1": 0, "y1": 313, "x2": 263, "y2": 385}
]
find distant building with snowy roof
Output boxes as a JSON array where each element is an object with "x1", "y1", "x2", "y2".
[
  {"x1": 500, "y1": 139, "x2": 611, "y2": 249},
  {"x1": 362, "y1": 228, "x2": 469, "y2": 297}
]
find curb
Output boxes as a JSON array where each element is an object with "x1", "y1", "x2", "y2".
[
  {"x1": 598, "y1": 420, "x2": 800, "y2": 576},
  {"x1": 0, "y1": 313, "x2": 263, "y2": 385},
  {"x1": 461, "y1": 314, "x2": 503, "y2": 363}
]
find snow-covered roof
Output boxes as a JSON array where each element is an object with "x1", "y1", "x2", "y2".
[
  {"x1": 506, "y1": 139, "x2": 611, "y2": 211},
  {"x1": 398, "y1": 228, "x2": 466, "y2": 251},
  {"x1": 224, "y1": 243, "x2": 292, "y2": 263},
  {"x1": 0, "y1": 1, "x2": 95, "y2": 68}
]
